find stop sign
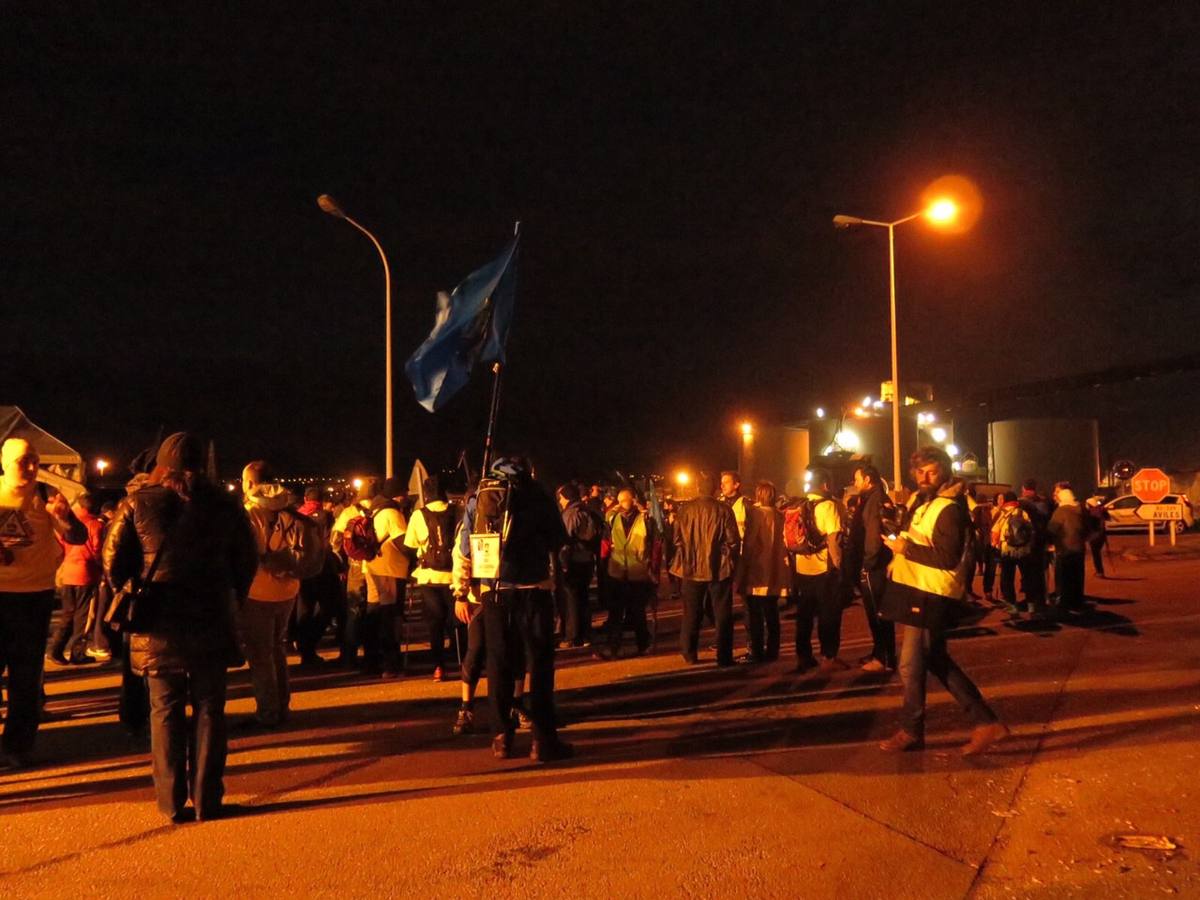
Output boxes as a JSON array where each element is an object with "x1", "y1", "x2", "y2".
[{"x1": 1131, "y1": 467, "x2": 1171, "y2": 504}]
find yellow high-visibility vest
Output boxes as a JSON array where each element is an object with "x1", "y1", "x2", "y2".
[
  {"x1": 890, "y1": 496, "x2": 965, "y2": 600},
  {"x1": 608, "y1": 512, "x2": 650, "y2": 582}
]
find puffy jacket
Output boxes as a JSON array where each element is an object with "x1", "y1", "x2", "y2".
[
  {"x1": 669, "y1": 495, "x2": 740, "y2": 582},
  {"x1": 102, "y1": 478, "x2": 257, "y2": 676},
  {"x1": 57, "y1": 509, "x2": 105, "y2": 586},
  {"x1": 561, "y1": 500, "x2": 602, "y2": 566}
]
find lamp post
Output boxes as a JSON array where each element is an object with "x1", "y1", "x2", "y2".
[
  {"x1": 833, "y1": 199, "x2": 958, "y2": 493},
  {"x1": 318, "y1": 194, "x2": 394, "y2": 479}
]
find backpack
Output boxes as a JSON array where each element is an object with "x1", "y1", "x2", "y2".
[
  {"x1": 473, "y1": 478, "x2": 511, "y2": 535},
  {"x1": 1002, "y1": 508, "x2": 1034, "y2": 557},
  {"x1": 343, "y1": 505, "x2": 382, "y2": 562},
  {"x1": 784, "y1": 496, "x2": 827, "y2": 555},
  {"x1": 419, "y1": 504, "x2": 457, "y2": 572},
  {"x1": 260, "y1": 507, "x2": 326, "y2": 580}
]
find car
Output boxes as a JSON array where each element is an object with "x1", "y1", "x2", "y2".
[{"x1": 1103, "y1": 493, "x2": 1195, "y2": 533}]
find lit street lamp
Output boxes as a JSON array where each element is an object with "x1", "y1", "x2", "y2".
[
  {"x1": 833, "y1": 197, "x2": 961, "y2": 492},
  {"x1": 95, "y1": 458, "x2": 109, "y2": 476},
  {"x1": 318, "y1": 194, "x2": 395, "y2": 479}
]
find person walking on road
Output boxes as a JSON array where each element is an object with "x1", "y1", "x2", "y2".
[
  {"x1": 672, "y1": 472, "x2": 740, "y2": 667},
  {"x1": 103, "y1": 433, "x2": 257, "y2": 821},
  {"x1": 0, "y1": 438, "x2": 86, "y2": 769},
  {"x1": 600, "y1": 488, "x2": 656, "y2": 659},
  {"x1": 405, "y1": 474, "x2": 462, "y2": 681},
  {"x1": 791, "y1": 468, "x2": 847, "y2": 674},
  {"x1": 1048, "y1": 483, "x2": 1088, "y2": 613},
  {"x1": 879, "y1": 446, "x2": 1007, "y2": 756},
  {"x1": 239, "y1": 461, "x2": 302, "y2": 728},
  {"x1": 734, "y1": 481, "x2": 788, "y2": 664},
  {"x1": 847, "y1": 465, "x2": 896, "y2": 672}
]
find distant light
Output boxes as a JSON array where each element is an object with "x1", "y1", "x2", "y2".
[
  {"x1": 352, "y1": 477, "x2": 364, "y2": 490},
  {"x1": 931, "y1": 426, "x2": 948, "y2": 443},
  {"x1": 674, "y1": 470, "x2": 691, "y2": 487},
  {"x1": 872, "y1": 400, "x2": 884, "y2": 410},
  {"x1": 226, "y1": 482, "x2": 236, "y2": 492},
  {"x1": 946, "y1": 443, "x2": 960, "y2": 457},
  {"x1": 317, "y1": 194, "x2": 346, "y2": 218},
  {"x1": 952, "y1": 461, "x2": 963, "y2": 472},
  {"x1": 95, "y1": 458, "x2": 109, "y2": 474},
  {"x1": 925, "y1": 413, "x2": 936, "y2": 424},
  {"x1": 862, "y1": 395, "x2": 872, "y2": 407},
  {"x1": 833, "y1": 429, "x2": 861, "y2": 452},
  {"x1": 926, "y1": 197, "x2": 959, "y2": 226},
  {"x1": 740, "y1": 421, "x2": 753, "y2": 437},
  {"x1": 815, "y1": 407, "x2": 825, "y2": 419},
  {"x1": 853, "y1": 407, "x2": 867, "y2": 417}
]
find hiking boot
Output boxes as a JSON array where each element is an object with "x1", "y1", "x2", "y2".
[
  {"x1": 452, "y1": 707, "x2": 475, "y2": 736},
  {"x1": 961, "y1": 722, "x2": 1010, "y2": 757},
  {"x1": 879, "y1": 730, "x2": 924, "y2": 752},
  {"x1": 530, "y1": 738, "x2": 574, "y2": 763},
  {"x1": 492, "y1": 732, "x2": 514, "y2": 759}
]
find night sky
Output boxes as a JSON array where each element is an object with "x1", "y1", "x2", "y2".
[{"x1": 6, "y1": 3, "x2": 1198, "y2": 482}]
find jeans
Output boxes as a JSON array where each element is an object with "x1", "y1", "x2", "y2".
[
  {"x1": 238, "y1": 597, "x2": 296, "y2": 725},
  {"x1": 0, "y1": 590, "x2": 54, "y2": 756},
  {"x1": 744, "y1": 595, "x2": 780, "y2": 661},
  {"x1": 898, "y1": 624, "x2": 996, "y2": 738},
  {"x1": 1018, "y1": 551, "x2": 1047, "y2": 607},
  {"x1": 794, "y1": 570, "x2": 842, "y2": 661},
  {"x1": 604, "y1": 579, "x2": 652, "y2": 654},
  {"x1": 679, "y1": 578, "x2": 733, "y2": 664},
  {"x1": 998, "y1": 557, "x2": 1019, "y2": 607},
  {"x1": 860, "y1": 567, "x2": 896, "y2": 667},
  {"x1": 49, "y1": 583, "x2": 95, "y2": 661},
  {"x1": 296, "y1": 567, "x2": 339, "y2": 660},
  {"x1": 482, "y1": 588, "x2": 557, "y2": 741},
  {"x1": 1055, "y1": 551, "x2": 1086, "y2": 609},
  {"x1": 147, "y1": 658, "x2": 228, "y2": 818}
]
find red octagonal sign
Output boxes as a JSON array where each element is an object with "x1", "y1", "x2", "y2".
[{"x1": 1131, "y1": 467, "x2": 1171, "y2": 504}]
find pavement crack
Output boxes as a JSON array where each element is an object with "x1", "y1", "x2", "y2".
[
  {"x1": 963, "y1": 628, "x2": 1094, "y2": 898},
  {"x1": 738, "y1": 753, "x2": 977, "y2": 870}
]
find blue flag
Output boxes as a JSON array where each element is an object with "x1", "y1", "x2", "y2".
[{"x1": 405, "y1": 229, "x2": 519, "y2": 413}]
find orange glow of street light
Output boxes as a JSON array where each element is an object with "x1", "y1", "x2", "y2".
[
  {"x1": 740, "y1": 421, "x2": 753, "y2": 437},
  {"x1": 925, "y1": 198, "x2": 958, "y2": 226},
  {"x1": 95, "y1": 458, "x2": 109, "y2": 475},
  {"x1": 674, "y1": 470, "x2": 691, "y2": 487}
]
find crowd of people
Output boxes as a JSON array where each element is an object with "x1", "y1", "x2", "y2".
[{"x1": 0, "y1": 431, "x2": 1106, "y2": 823}]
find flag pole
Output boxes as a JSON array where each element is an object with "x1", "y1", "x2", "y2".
[{"x1": 481, "y1": 362, "x2": 503, "y2": 475}]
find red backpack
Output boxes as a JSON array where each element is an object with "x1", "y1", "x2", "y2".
[
  {"x1": 343, "y1": 506, "x2": 382, "y2": 562},
  {"x1": 783, "y1": 497, "x2": 827, "y2": 555}
]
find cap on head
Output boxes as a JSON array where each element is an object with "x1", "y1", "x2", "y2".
[
  {"x1": 379, "y1": 477, "x2": 405, "y2": 499},
  {"x1": 157, "y1": 432, "x2": 204, "y2": 472}
]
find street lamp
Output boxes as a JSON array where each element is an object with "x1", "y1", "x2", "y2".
[
  {"x1": 833, "y1": 196, "x2": 961, "y2": 493},
  {"x1": 95, "y1": 458, "x2": 109, "y2": 476},
  {"x1": 318, "y1": 194, "x2": 395, "y2": 479}
]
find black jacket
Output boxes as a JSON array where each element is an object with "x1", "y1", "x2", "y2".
[
  {"x1": 103, "y1": 478, "x2": 257, "y2": 676},
  {"x1": 847, "y1": 486, "x2": 890, "y2": 575},
  {"x1": 461, "y1": 475, "x2": 567, "y2": 586},
  {"x1": 669, "y1": 495, "x2": 740, "y2": 582}
]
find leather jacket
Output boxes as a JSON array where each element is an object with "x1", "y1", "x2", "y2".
[
  {"x1": 669, "y1": 495, "x2": 740, "y2": 582},
  {"x1": 103, "y1": 479, "x2": 257, "y2": 676}
]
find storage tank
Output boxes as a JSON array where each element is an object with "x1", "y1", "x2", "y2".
[{"x1": 988, "y1": 418, "x2": 1101, "y2": 494}]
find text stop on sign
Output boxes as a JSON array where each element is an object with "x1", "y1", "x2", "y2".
[{"x1": 1130, "y1": 467, "x2": 1171, "y2": 504}]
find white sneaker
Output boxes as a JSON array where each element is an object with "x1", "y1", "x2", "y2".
[{"x1": 85, "y1": 647, "x2": 113, "y2": 662}]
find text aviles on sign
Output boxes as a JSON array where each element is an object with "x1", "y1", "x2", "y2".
[{"x1": 1130, "y1": 468, "x2": 1171, "y2": 504}]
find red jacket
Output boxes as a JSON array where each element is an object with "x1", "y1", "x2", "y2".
[{"x1": 57, "y1": 510, "x2": 104, "y2": 586}]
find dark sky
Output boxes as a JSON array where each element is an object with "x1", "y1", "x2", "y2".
[{"x1": 6, "y1": 2, "x2": 1199, "y2": 481}]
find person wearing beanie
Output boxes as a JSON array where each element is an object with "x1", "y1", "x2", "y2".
[
  {"x1": 0, "y1": 438, "x2": 86, "y2": 769},
  {"x1": 239, "y1": 460, "x2": 302, "y2": 727},
  {"x1": 103, "y1": 432, "x2": 257, "y2": 821}
]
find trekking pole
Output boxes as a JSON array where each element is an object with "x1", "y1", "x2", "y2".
[{"x1": 453, "y1": 616, "x2": 463, "y2": 667}]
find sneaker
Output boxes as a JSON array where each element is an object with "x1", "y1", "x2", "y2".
[
  {"x1": 452, "y1": 707, "x2": 475, "y2": 736},
  {"x1": 432, "y1": 666, "x2": 445, "y2": 683},
  {"x1": 736, "y1": 653, "x2": 762, "y2": 665},
  {"x1": 817, "y1": 657, "x2": 849, "y2": 674},
  {"x1": 961, "y1": 722, "x2": 1010, "y2": 757},
  {"x1": 879, "y1": 730, "x2": 924, "y2": 752},
  {"x1": 85, "y1": 646, "x2": 113, "y2": 662},
  {"x1": 492, "y1": 732, "x2": 513, "y2": 759},
  {"x1": 530, "y1": 738, "x2": 574, "y2": 763},
  {"x1": 860, "y1": 658, "x2": 890, "y2": 673}
]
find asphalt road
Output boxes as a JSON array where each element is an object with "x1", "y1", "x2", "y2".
[{"x1": 3, "y1": 534, "x2": 1198, "y2": 898}]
